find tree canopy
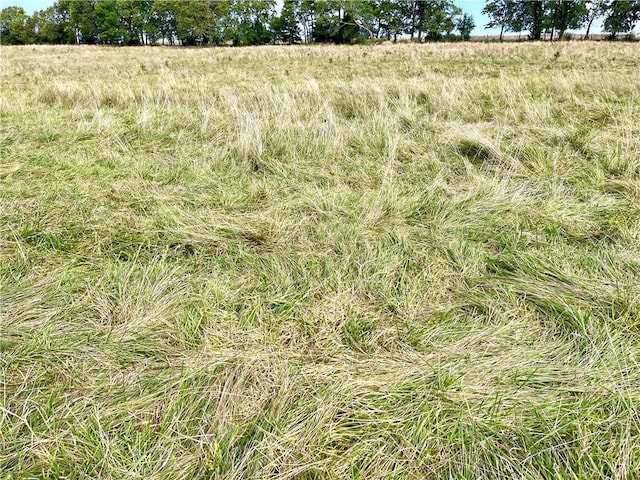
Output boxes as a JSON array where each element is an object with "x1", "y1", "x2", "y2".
[
  {"x1": 0, "y1": 0, "x2": 637, "y2": 45},
  {"x1": 482, "y1": 0, "x2": 637, "y2": 40},
  {"x1": 0, "y1": 0, "x2": 470, "y2": 44}
]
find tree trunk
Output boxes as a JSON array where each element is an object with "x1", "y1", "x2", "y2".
[
  {"x1": 499, "y1": 23, "x2": 504, "y2": 42},
  {"x1": 584, "y1": 15, "x2": 595, "y2": 40},
  {"x1": 558, "y1": 28, "x2": 566, "y2": 41},
  {"x1": 416, "y1": 0, "x2": 425, "y2": 42},
  {"x1": 410, "y1": 1, "x2": 416, "y2": 39}
]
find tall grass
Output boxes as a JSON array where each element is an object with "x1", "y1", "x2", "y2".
[{"x1": 1, "y1": 42, "x2": 639, "y2": 479}]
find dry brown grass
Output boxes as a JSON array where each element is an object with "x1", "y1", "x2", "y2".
[{"x1": 1, "y1": 42, "x2": 639, "y2": 479}]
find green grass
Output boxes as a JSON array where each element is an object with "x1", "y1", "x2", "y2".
[{"x1": 1, "y1": 42, "x2": 639, "y2": 479}]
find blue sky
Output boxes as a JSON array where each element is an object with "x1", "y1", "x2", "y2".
[
  {"x1": 0, "y1": 0, "x2": 51, "y2": 14},
  {"x1": 2, "y1": 0, "x2": 602, "y2": 36},
  {"x1": 458, "y1": 0, "x2": 501, "y2": 35}
]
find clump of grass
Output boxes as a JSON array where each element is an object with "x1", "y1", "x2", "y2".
[{"x1": 1, "y1": 42, "x2": 639, "y2": 479}]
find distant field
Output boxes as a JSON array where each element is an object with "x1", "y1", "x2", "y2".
[{"x1": 1, "y1": 43, "x2": 639, "y2": 479}]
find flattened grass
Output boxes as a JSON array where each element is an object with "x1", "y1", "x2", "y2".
[{"x1": 1, "y1": 42, "x2": 639, "y2": 479}]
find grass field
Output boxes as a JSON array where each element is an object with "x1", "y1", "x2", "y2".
[{"x1": 1, "y1": 42, "x2": 639, "y2": 479}]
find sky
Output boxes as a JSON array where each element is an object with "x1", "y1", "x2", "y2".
[
  {"x1": 0, "y1": 0, "x2": 51, "y2": 14},
  {"x1": 2, "y1": 0, "x2": 603, "y2": 37}
]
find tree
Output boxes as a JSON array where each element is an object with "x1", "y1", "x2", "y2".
[
  {"x1": 377, "y1": 0, "x2": 409, "y2": 41},
  {"x1": 298, "y1": 0, "x2": 319, "y2": 42},
  {"x1": 172, "y1": 0, "x2": 213, "y2": 45},
  {"x1": 32, "y1": 6, "x2": 69, "y2": 44},
  {"x1": 0, "y1": 0, "x2": 541, "y2": 46},
  {"x1": 413, "y1": 0, "x2": 427, "y2": 40},
  {"x1": 224, "y1": 0, "x2": 275, "y2": 45},
  {"x1": 456, "y1": 12, "x2": 475, "y2": 40},
  {"x1": 1, "y1": 6, "x2": 32, "y2": 44},
  {"x1": 482, "y1": 0, "x2": 517, "y2": 41},
  {"x1": 483, "y1": 0, "x2": 508, "y2": 41},
  {"x1": 404, "y1": 0, "x2": 460, "y2": 41},
  {"x1": 584, "y1": 0, "x2": 605, "y2": 39},
  {"x1": 308, "y1": 1, "x2": 364, "y2": 43},
  {"x1": 515, "y1": 0, "x2": 549, "y2": 40},
  {"x1": 95, "y1": 0, "x2": 125, "y2": 44},
  {"x1": 56, "y1": 0, "x2": 98, "y2": 44},
  {"x1": 116, "y1": 0, "x2": 154, "y2": 44},
  {"x1": 338, "y1": 10, "x2": 362, "y2": 42},
  {"x1": 270, "y1": 0, "x2": 301, "y2": 43},
  {"x1": 547, "y1": 0, "x2": 587, "y2": 40},
  {"x1": 485, "y1": 0, "x2": 589, "y2": 41},
  {"x1": 603, "y1": 0, "x2": 640, "y2": 38},
  {"x1": 311, "y1": 0, "x2": 342, "y2": 43},
  {"x1": 424, "y1": 0, "x2": 460, "y2": 40},
  {"x1": 149, "y1": 0, "x2": 177, "y2": 44}
]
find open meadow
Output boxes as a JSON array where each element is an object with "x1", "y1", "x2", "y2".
[{"x1": 1, "y1": 42, "x2": 640, "y2": 479}]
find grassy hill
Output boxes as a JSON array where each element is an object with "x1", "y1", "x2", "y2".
[{"x1": 1, "y1": 42, "x2": 639, "y2": 479}]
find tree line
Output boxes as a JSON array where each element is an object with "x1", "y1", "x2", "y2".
[
  {"x1": 0, "y1": 0, "x2": 474, "y2": 45},
  {"x1": 1, "y1": 0, "x2": 638, "y2": 46},
  {"x1": 483, "y1": 0, "x2": 639, "y2": 40}
]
